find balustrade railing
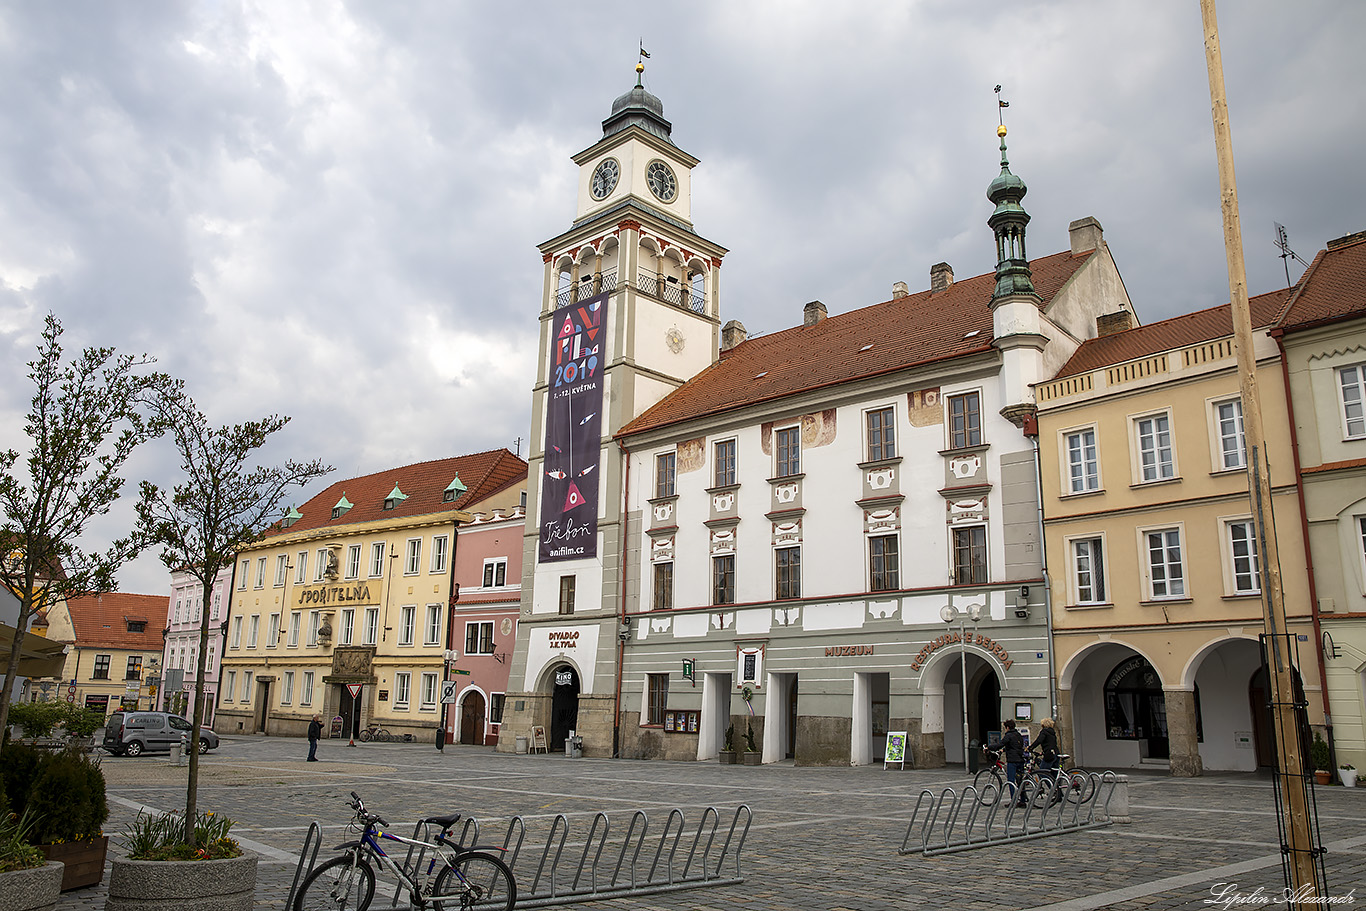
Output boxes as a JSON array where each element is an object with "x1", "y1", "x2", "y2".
[{"x1": 553, "y1": 269, "x2": 703, "y2": 313}]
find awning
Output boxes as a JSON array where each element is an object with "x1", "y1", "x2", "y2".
[{"x1": 0, "y1": 623, "x2": 69, "y2": 678}]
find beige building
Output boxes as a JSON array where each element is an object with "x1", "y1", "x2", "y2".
[
  {"x1": 1036, "y1": 289, "x2": 1321, "y2": 776},
  {"x1": 1276, "y1": 230, "x2": 1366, "y2": 773},
  {"x1": 216, "y1": 450, "x2": 526, "y2": 740},
  {"x1": 40, "y1": 592, "x2": 169, "y2": 716}
]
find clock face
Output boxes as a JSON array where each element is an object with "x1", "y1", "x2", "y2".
[
  {"x1": 646, "y1": 160, "x2": 677, "y2": 202},
  {"x1": 590, "y1": 158, "x2": 619, "y2": 200}
]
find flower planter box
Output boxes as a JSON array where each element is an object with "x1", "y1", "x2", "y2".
[
  {"x1": 742, "y1": 751, "x2": 762, "y2": 766},
  {"x1": 718, "y1": 750, "x2": 737, "y2": 764},
  {"x1": 105, "y1": 853, "x2": 257, "y2": 911},
  {"x1": 39, "y1": 835, "x2": 108, "y2": 891},
  {"x1": 1313, "y1": 769, "x2": 1332, "y2": 786},
  {"x1": 1341, "y1": 768, "x2": 1357, "y2": 788},
  {"x1": 0, "y1": 860, "x2": 63, "y2": 911}
]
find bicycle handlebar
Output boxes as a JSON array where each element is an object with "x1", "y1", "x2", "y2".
[{"x1": 347, "y1": 791, "x2": 387, "y2": 827}]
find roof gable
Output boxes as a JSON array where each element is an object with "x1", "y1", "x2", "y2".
[
  {"x1": 1279, "y1": 230, "x2": 1366, "y2": 331},
  {"x1": 63, "y1": 592, "x2": 170, "y2": 650}
]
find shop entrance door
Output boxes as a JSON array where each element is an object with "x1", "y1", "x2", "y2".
[
  {"x1": 461, "y1": 692, "x2": 486, "y2": 745},
  {"x1": 550, "y1": 665, "x2": 579, "y2": 751}
]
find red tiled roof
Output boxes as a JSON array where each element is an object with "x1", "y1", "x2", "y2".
[
  {"x1": 1279, "y1": 230, "x2": 1366, "y2": 330},
  {"x1": 263, "y1": 449, "x2": 527, "y2": 539},
  {"x1": 1303, "y1": 457, "x2": 1366, "y2": 475},
  {"x1": 1053, "y1": 288, "x2": 1291, "y2": 379},
  {"x1": 62, "y1": 593, "x2": 169, "y2": 650},
  {"x1": 619, "y1": 249, "x2": 1093, "y2": 436}
]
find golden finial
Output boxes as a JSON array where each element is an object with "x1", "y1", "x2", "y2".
[
  {"x1": 997, "y1": 124, "x2": 1008, "y2": 138},
  {"x1": 636, "y1": 61, "x2": 645, "y2": 74}
]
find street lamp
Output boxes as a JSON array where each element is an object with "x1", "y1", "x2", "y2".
[{"x1": 940, "y1": 603, "x2": 984, "y2": 773}]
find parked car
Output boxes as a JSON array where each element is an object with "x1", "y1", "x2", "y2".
[{"x1": 102, "y1": 711, "x2": 220, "y2": 756}]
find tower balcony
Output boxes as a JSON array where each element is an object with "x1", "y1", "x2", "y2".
[{"x1": 553, "y1": 270, "x2": 707, "y2": 315}]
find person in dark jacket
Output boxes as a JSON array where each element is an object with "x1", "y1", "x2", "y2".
[
  {"x1": 1032, "y1": 717, "x2": 1061, "y2": 804},
  {"x1": 1000, "y1": 720, "x2": 1026, "y2": 803},
  {"x1": 307, "y1": 714, "x2": 323, "y2": 762}
]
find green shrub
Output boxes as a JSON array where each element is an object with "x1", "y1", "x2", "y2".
[
  {"x1": 744, "y1": 723, "x2": 757, "y2": 753},
  {"x1": 0, "y1": 742, "x2": 107, "y2": 844},
  {"x1": 1309, "y1": 731, "x2": 1331, "y2": 772},
  {"x1": 0, "y1": 808, "x2": 45, "y2": 873},
  {"x1": 60, "y1": 705, "x2": 107, "y2": 739},
  {"x1": 7, "y1": 702, "x2": 64, "y2": 739}
]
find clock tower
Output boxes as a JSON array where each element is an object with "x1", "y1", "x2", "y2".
[{"x1": 501, "y1": 65, "x2": 728, "y2": 756}]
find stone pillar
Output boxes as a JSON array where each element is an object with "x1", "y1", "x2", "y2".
[
  {"x1": 1166, "y1": 688, "x2": 1203, "y2": 777},
  {"x1": 593, "y1": 253, "x2": 603, "y2": 295},
  {"x1": 1056, "y1": 687, "x2": 1075, "y2": 758},
  {"x1": 569, "y1": 261, "x2": 580, "y2": 303}
]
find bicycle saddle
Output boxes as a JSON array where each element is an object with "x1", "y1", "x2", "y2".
[{"x1": 421, "y1": 813, "x2": 462, "y2": 829}]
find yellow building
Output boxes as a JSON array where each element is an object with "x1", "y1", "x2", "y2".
[
  {"x1": 40, "y1": 592, "x2": 169, "y2": 715},
  {"x1": 1036, "y1": 291, "x2": 1320, "y2": 776},
  {"x1": 216, "y1": 450, "x2": 526, "y2": 740}
]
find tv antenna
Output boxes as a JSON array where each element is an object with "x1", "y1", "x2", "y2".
[{"x1": 1275, "y1": 223, "x2": 1309, "y2": 289}]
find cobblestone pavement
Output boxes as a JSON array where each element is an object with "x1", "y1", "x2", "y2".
[{"x1": 58, "y1": 735, "x2": 1365, "y2": 910}]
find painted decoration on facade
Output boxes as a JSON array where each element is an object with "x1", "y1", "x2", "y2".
[
  {"x1": 677, "y1": 437, "x2": 705, "y2": 474},
  {"x1": 867, "y1": 467, "x2": 895, "y2": 490},
  {"x1": 772, "y1": 520, "x2": 801, "y2": 546},
  {"x1": 949, "y1": 454, "x2": 982, "y2": 480},
  {"x1": 948, "y1": 498, "x2": 985, "y2": 523},
  {"x1": 712, "y1": 492, "x2": 735, "y2": 513},
  {"x1": 539, "y1": 292, "x2": 606, "y2": 562},
  {"x1": 650, "y1": 535, "x2": 674, "y2": 563},
  {"x1": 907, "y1": 387, "x2": 942, "y2": 427},
  {"x1": 710, "y1": 527, "x2": 736, "y2": 555},
  {"x1": 865, "y1": 507, "x2": 899, "y2": 534},
  {"x1": 775, "y1": 482, "x2": 799, "y2": 505}
]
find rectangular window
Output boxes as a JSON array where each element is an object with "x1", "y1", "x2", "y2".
[
  {"x1": 775, "y1": 546, "x2": 801, "y2": 599},
  {"x1": 713, "y1": 554, "x2": 735, "y2": 605},
  {"x1": 483, "y1": 559, "x2": 508, "y2": 588},
  {"x1": 295, "y1": 551, "x2": 308, "y2": 584},
  {"x1": 952, "y1": 526, "x2": 988, "y2": 585},
  {"x1": 92, "y1": 654, "x2": 111, "y2": 680},
  {"x1": 1228, "y1": 520, "x2": 1261, "y2": 594},
  {"x1": 558, "y1": 576, "x2": 576, "y2": 615},
  {"x1": 653, "y1": 562, "x2": 673, "y2": 610},
  {"x1": 346, "y1": 544, "x2": 361, "y2": 580},
  {"x1": 307, "y1": 611, "x2": 320, "y2": 647},
  {"x1": 775, "y1": 426, "x2": 801, "y2": 477},
  {"x1": 399, "y1": 605, "x2": 416, "y2": 646},
  {"x1": 1136, "y1": 413, "x2": 1176, "y2": 481},
  {"x1": 231, "y1": 616, "x2": 242, "y2": 649},
  {"x1": 242, "y1": 671, "x2": 253, "y2": 704},
  {"x1": 1146, "y1": 528, "x2": 1186, "y2": 599},
  {"x1": 363, "y1": 608, "x2": 379, "y2": 646},
  {"x1": 275, "y1": 555, "x2": 288, "y2": 586},
  {"x1": 394, "y1": 672, "x2": 411, "y2": 708},
  {"x1": 315, "y1": 548, "x2": 329, "y2": 581},
  {"x1": 247, "y1": 615, "x2": 260, "y2": 648},
  {"x1": 224, "y1": 670, "x2": 236, "y2": 702},
  {"x1": 125, "y1": 656, "x2": 143, "y2": 680},
  {"x1": 656, "y1": 451, "x2": 676, "y2": 498},
  {"x1": 1341, "y1": 364, "x2": 1366, "y2": 437},
  {"x1": 431, "y1": 535, "x2": 449, "y2": 574},
  {"x1": 1066, "y1": 428, "x2": 1100, "y2": 493},
  {"x1": 282, "y1": 671, "x2": 294, "y2": 705},
  {"x1": 465, "y1": 621, "x2": 494, "y2": 655},
  {"x1": 301, "y1": 671, "x2": 314, "y2": 706},
  {"x1": 1216, "y1": 399, "x2": 1247, "y2": 470},
  {"x1": 288, "y1": 612, "x2": 300, "y2": 647},
  {"x1": 948, "y1": 392, "x2": 982, "y2": 449},
  {"x1": 425, "y1": 605, "x2": 442, "y2": 646},
  {"x1": 238, "y1": 559, "x2": 248, "y2": 590},
  {"x1": 1072, "y1": 537, "x2": 1107, "y2": 604},
  {"x1": 370, "y1": 543, "x2": 386, "y2": 577},
  {"x1": 404, "y1": 538, "x2": 421, "y2": 575},
  {"x1": 647, "y1": 674, "x2": 669, "y2": 725},
  {"x1": 866, "y1": 407, "x2": 896, "y2": 461},
  {"x1": 714, "y1": 439, "x2": 736, "y2": 487},
  {"x1": 255, "y1": 557, "x2": 267, "y2": 589},
  {"x1": 420, "y1": 673, "x2": 439, "y2": 709},
  {"x1": 267, "y1": 613, "x2": 280, "y2": 649},
  {"x1": 489, "y1": 693, "x2": 506, "y2": 724},
  {"x1": 869, "y1": 535, "x2": 899, "y2": 592},
  {"x1": 212, "y1": 591, "x2": 220, "y2": 620},
  {"x1": 339, "y1": 608, "x2": 355, "y2": 645}
]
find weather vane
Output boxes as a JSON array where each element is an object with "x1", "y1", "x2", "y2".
[
  {"x1": 994, "y1": 84, "x2": 1010, "y2": 135},
  {"x1": 636, "y1": 40, "x2": 651, "y2": 83}
]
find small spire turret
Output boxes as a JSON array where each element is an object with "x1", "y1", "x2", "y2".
[{"x1": 986, "y1": 100, "x2": 1038, "y2": 302}]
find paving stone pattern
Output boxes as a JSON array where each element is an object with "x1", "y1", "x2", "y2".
[{"x1": 58, "y1": 736, "x2": 1366, "y2": 911}]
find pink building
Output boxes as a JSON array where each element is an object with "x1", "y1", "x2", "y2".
[
  {"x1": 161, "y1": 566, "x2": 233, "y2": 727},
  {"x1": 446, "y1": 508, "x2": 524, "y2": 745}
]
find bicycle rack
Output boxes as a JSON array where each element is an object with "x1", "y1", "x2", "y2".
[
  {"x1": 286, "y1": 821, "x2": 323, "y2": 911},
  {"x1": 900, "y1": 771, "x2": 1118, "y2": 856}
]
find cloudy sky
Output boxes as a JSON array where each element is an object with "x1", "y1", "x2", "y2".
[{"x1": 1, "y1": 1, "x2": 1361, "y2": 596}]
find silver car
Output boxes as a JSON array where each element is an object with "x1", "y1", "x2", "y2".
[{"x1": 102, "y1": 711, "x2": 220, "y2": 756}]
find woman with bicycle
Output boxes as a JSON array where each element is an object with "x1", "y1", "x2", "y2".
[
  {"x1": 1031, "y1": 718, "x2": 1061, "y2": 805},
  {"x1": 1001, "y1": 720, "x2": 1027, "y2": 805}
]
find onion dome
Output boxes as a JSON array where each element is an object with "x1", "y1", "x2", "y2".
[{"x1": 601, "y1": 62, "x2": 675, "y2": 145}]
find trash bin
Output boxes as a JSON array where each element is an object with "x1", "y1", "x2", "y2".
[
  {"x1": 968, "y1": 739, "x2": 980, "y2": 773},
  {"x1": 565, "y1": 735, "x2": 583, "y2": 758},
  {"x1": 515, "y1": 735, "x2": 528, "y2": 754},
  {"x1": 435, "y1": 727, "x2": 445, "y2": 751}
]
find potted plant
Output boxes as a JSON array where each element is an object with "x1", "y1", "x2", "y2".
[
  {"x1": 1309, "y1": 731, "x2": 1332, "y2": 786},
  {"x1": 0, "y1": 801, "x2": 63, "y2": 911},
  {"x1": 0, "y1": 742, "x2": 108, "y2": 891},
  {"x1": 743, "y1": 723, "x2": 762, "y2": 765},
  {"x1": 107, "y1": 809, "x2": 256, "y2": 911},
  {"x1": 1340, "y1": 763, "x2": 1357, "y2": 788},
  {"x1": 718, "y1": 724, "x2": 737, "y2": 764}
]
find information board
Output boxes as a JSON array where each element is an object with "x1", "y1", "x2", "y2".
[{"x1": 884, "y1": 731, "x2": 909, "y2": 770}]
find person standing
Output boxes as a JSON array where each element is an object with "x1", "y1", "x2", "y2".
[
  {"x1": 1033, "y1": 717, "x2": 1061, "y2": 803},
  {"x1": 1001, "y1": 719, "x2": 1026, "y2": 804},
  {"x1": 307, "y1": 714, "x2": 322, "y2": 762}
]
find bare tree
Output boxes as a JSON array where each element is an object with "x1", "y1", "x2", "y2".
[
  {"x1": 136, "y1": 393, "x2": 330, "y2": 843},
  {"x1": 0, "y1": 314, "x2": 173, "y2": 738}
]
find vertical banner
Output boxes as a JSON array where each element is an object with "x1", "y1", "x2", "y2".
[{"x1": 539, "y1": 291, "x2": 606, "y2": 562}]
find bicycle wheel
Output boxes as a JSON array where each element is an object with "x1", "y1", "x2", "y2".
[
  {"x1": 972, "y1": 767, "x2": 1004, "y2": 804},
  {"x1": 431, "y1": 851, "x2": 516, "y2": 911},
  {"x1": 295, "y1": 854, "x2": 376, "y2": 911},
  {"x1": 358, "y1": 728, "x2": 372, "y2": 743},
  {"x1": 1064, "y1": 768, "x2": 1095, "y2": 803}
]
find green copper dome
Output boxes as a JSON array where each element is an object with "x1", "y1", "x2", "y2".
[
  {"x1": 601, "y1": 66, "x2": 674, "y2": 145},
  {"x1": 986, "y1": 127, "x2": 1038, "y2": 302}
]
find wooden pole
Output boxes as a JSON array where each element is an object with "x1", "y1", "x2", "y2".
[{"x1": 1198, "y1": 0, "x2": 1319, "y2": 900}]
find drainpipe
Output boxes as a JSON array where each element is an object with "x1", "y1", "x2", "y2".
[
  {"x1": 443, "y1": 520, "x2": 461, "y2": 748},
  {"x1": 613, "y1": 439, "x2": 631, "y2": 759},
  {"x1": 1271, "y1": 327, "x2": 1335, "y2": 767},
  {"x1": 1029, "y1": 428, "x2": 1060, "y2": 723}
]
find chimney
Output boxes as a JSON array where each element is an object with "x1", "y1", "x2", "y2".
[
  {"x1": 721, "y1": 319, "x2": 748, "y2": 351},
  {"x1": 930, "y1": 262, "x2": 954, "y2": 293},
  {"x1": 1096, "y1": 310, "x2": 1133, "y2": 337},
  {"x1": 803, "y1": 301, "x2": 827, "y2": 327},
  {"x1": 892, "y1": 281, "x2": 909, "y2": 299},
  {"x1": 1069, "y1": 216, "x2": 1104, "y2": 255}
]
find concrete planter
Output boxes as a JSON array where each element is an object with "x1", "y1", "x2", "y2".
[
  {"x1": 39, "y1": 835, "x2": 108, "y2": 890},
  {"x1": 718, "y1": 750, "x2": 737, "y2": 764},
  {"x1": 105, "y1": 853, "x2": 257, "y2": 911},
  {"x1": 742, "y1": 751, "x2": 762, "y2": 766},
  {"x1": 0, "y1": 861, "x2": 63, "y2": 911}
]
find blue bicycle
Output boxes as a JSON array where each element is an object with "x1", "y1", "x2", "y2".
[{"x1": 293, "y1": 792, "x2": 515, "y2": 911}]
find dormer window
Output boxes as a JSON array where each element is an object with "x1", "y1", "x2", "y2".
[
  {"x1": 331, "y1": 494, "x2": 353, "y2": 520},
  {"x1": 384, "y1": 485, "x2": 409, "y2": 511},
  {"x1": 443, "y1": 474, "x2": 467, "y2": 504},
  {"x1": 126, "y1": 619, "x2": 147, "y2": 633},
  {"x1": 281, "y1": 506, "x2": 303, "y2": 528}
]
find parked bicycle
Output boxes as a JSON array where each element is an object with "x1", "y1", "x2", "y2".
[
  {"x1": 357, "y1": 723, "x2": 391, "y2": 743},
  {"x1": 293, "y1": 791, "x2": 515, "y2": 911},
  {"x1": 974, "y1": 748, "x2": 1094, "y2": 806}
]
